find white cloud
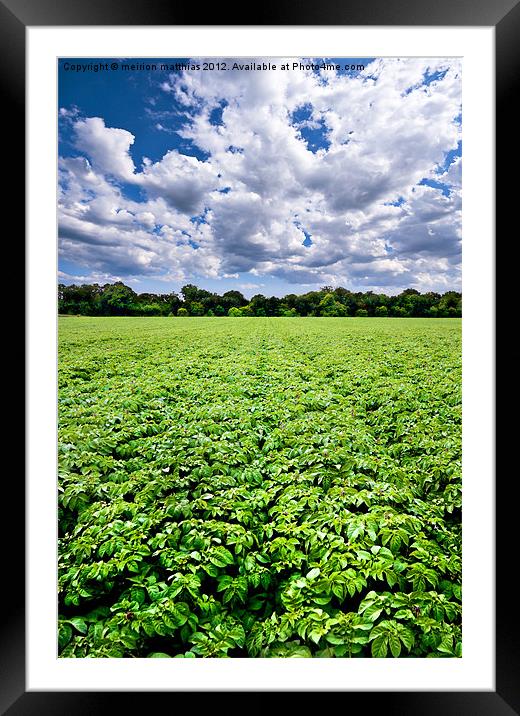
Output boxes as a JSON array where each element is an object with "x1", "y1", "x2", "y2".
[
  {"x1": 136, "y1": 150, "x2": 218, "y2": 215},
  {"x1": 59, "y1": 58, "x2": 462, "y2": 293},
  {"x1": 74, "y1": 117, "x2": 136, "y2": 180}
]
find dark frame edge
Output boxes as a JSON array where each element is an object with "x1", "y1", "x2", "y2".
[
  {"x1": 3, "y1": 691, "x2": 520, "y2": 715},
  {"x1": 1, "y1": 0, "x2": 25, "y2": 715},
  {"x1": 1, "y1": 0, "x2": 519, "y2": 26},
  {"x1": 495, "y1": 2, "x2": 520, "y2": 715}
]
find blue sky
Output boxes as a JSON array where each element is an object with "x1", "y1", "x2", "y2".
[{"x1": 58, "y1": 57, "x2": 461, "y2": 297}]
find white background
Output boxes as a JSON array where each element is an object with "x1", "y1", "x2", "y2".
[{"x1": 27, "y1": 26, "x2": 494, "y2": 691}]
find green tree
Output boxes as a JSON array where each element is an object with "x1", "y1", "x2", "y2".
[
  {"x1": 222, "y1": 290, "x2": 247, "y2": 310},
  {"x1": 438, "y1": 291, "x2": 462, "y2": 317},
  {"x1": 319, "y1": 293, "x2": 348, "y2": 317},
  {"x1": 392, "y1": 306, "x2": 407, "y2": 318},
  {"x1": 140, "y1": 303, "x2": 162, "y2": 316},
  {"x1": 59, "y1": 283, "x2": 103, "y2": 315},
  {"x1": 180, "y1": 284, "x2": 200, "y2": 303},
  {"x1": 100, "y1": 282, "x2": 137, "y2": 316},
  {"x1": 265, "y1": 296, "x2": 282, "y2": 316},
  {"x1": 57, "y1": 282, "x2": 462, "y2": 318},
  {"x1": 228, "y1": 307, "x2": 242, "y2": 317},
  {"x1": 167, "y1": 293, "x2": 182, "y2": 315},
  {"x1": 295, "y1": 291, "x2": 322, "y2": 316},
  {"x1": 250, "y1": 294, "x2": 268, "y2": 315},
  {"x1": 189, "y1": 301, "x2": 205, "y2": 316}
]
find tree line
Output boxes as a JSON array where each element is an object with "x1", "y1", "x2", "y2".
[{"x1": 58, "y1": 282, "x2": 462, "y2": 318}]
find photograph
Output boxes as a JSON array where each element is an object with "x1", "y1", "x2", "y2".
[{"x1": 57, "y1": 56, "x2": 462, "y2": 659}]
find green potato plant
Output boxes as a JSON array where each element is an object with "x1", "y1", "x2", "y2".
[{"x1": 58, "y1": 317, "x2": 461, "y2": 658}]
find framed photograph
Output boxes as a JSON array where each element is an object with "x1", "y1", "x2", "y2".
[{"x1": 8, "y1": 0, "x2": 510, "y2": 711}]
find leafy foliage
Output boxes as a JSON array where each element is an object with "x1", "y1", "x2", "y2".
[
  {"x1": 58, "y1": 282, "x2": 462, "y2": 318},
  {"x1": 58, "y1": 317, "x2": 461, "y2": 658}
]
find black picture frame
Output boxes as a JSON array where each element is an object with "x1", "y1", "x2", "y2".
[{"x1": 8, "y1": 0, "x2": 509, "y2": 712}]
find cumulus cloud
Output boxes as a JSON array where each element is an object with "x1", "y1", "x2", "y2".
[
  {"x1": 59, "y1": 58, "x2": 462, "y2": 293},
  {"x1": 74, "y1": 117, "x2": 136, "y2": 180},
  {"x1": 136, "y1": 151, "x2": 218, "y2": 214}
]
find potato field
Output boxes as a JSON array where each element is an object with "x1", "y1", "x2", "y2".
[{"x1": 58, "y1": 317, "x2": 462, "y2": 658}]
